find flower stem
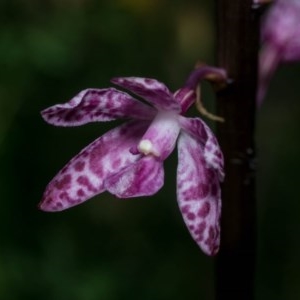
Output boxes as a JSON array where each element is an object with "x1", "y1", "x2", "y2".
[{"x1": 215, "y1": 0, "x2": 259, "y2": 299}]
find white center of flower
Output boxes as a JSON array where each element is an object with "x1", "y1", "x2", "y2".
[{"x1": 137, "y1": 139, "x2": 159, "y2": 156}]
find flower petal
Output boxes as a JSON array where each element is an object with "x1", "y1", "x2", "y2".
[
  {"x1": 39, "y1": 121, "x2": 150, "y2": 212},
  {"x1": 173, "y1": 88, "x2": 196, "y2": 114},
  {"x1": 105, "y1": 156, "x2": 164, "y2": 198},
  {"x1": 177, "y1": 132, "x2": 222, "y2": 256},
  {"x1": 179, "y1": 116, "x2": 224, "y2": 180},
  {"x1": 41, "y1": 88, "x2": 155, "y2": 126},
  {"x1": 262, "y1": 0, "x2": 300, "y2": 62},
  {"x1": 111, "y1": 77, "x2": 181, "y2": 112},
  {"x1": 137, "y1": 111, "x2": 180, "y2": 160}
]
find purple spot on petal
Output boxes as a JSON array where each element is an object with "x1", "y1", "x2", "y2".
[
  {"x1": 196, "y1": 236, "x2": 204, "y2": 242},
  {"x1": 45, "y1": 197, "x2": 52, "y2": 204},
  {"x1": 74, "y1": 161, "x2": 85, "y2": 172},
  {"x1": 77, "y1": 175, "x2": 97, "y2": 192},
  {"x1": 200, "y1": 156, "x2": 206, "y2": 165},
  {"x1": 181, "y1": 205, "x2": 190, "y2": 214},
  {"x1": 187, "y1": 212, "x2": 196, "y2": 220},
  {"x1": 189, "y1": 225, "x2": 195, "y2": 231},
  {"x1": 129, "y1": 146, "x2": 139, "y2": 155},
  {"x1": 94, "y1": 111, "x2": 103, "y2": 117},
  {"x1": 215, "y1": 150, "x2": 222, "y2": 159},
  {"x1": 61, "y1": 166, "x2": 68, "y2": 174},
  {"x1": 83, "y1": 152, "x2": 90, "y2": 158},
  {"x1": 194, "y1": 221, "x2": 206, "y2": 236},
  {"x1": 46, "y1": 108, "x2": 54, "y2": 114},
  {"x1": 198, "y1": 183, "x2": 209, "y2": 198},
  {"x1": 205, "y1": 169, "x2": 215, "y2": 181},
  {"x1": 211, "y1": 183, "x2": 218, "y2": 197},
  {"x1": 206, "y1": 144, "x2": 213, "y2": 152},
  {"x1": 65, "y1": 110, "x2": 78, "y2": 121},
  {"x1": 182, "y1": 186, "x2": 198, "y2": 201},
  {"x1": 55, "y1": 174, "x2": 71, "y2": 190},
  {"x1": 209, "y1": 226, "x2": 215, "y2": 239},
  {"x1": 59, "y1": 192, "x2": 68, "y2": 200},
  {"x1": 89, "y1": 148, "x2": 107, "y2": 176},
  {"x1": 75, "y1": 114, "x2": 83, "y2": 121},
  {"x1": 205, "y1": 226, "x2": 216, "y2": 247},
  {"x1": 197, "y1": 201, "x2": 211, "y2": 218},
  {"x1": 200, "y1": 125, "x2": 207, "y2": 139},
  {"x1": 77, "y1": 189, "x2": 85, "y2": 197},
  {"x1": 89, "y1": 98, "x2": 100, "y2": 106}
]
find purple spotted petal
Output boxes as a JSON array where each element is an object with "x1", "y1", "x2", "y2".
[
  {"x1": 39, "y1": 121, "x2": 150, "y2": 212},
  {"x1": 105, "y1": 156, "x2": 164, "y2": 198},
  {"x1": 111, "y1": 77, "x2": 181, "y2": 112},
  {"x1": 42, "y1": 88, "x2": 155, "y2": 126},
  {"x1": 177, "y1": 132, "x2": 222, "y2": 256},
  {"x1": 179, "y1": 116, "x2": 224, "y2": 180}
]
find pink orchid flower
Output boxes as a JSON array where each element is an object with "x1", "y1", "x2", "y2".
[
  {"x1": 258, "y1": 0, "x2": 300, "y2": 105},
  {"x1": 39, "y1": 67, "x2": 226, "y2": 255}
]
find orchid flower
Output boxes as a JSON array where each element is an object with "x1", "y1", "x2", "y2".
[
  {"x1": 39, "y1": 67, "x2": 226, "y2": 256},
  {"x1": 258, "y1": 0, "x2": 300, "y2": 105}
]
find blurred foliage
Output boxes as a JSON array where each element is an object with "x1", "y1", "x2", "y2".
[{"x1": 0, "y1": 0, "x2": 300, "y2": 299}]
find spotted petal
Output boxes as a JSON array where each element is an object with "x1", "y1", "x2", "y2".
[
  {"x1": 42, "y1": 88, "x2": 155, "y2": 126},
  {"x1": 177, "y1": 131, "x2": 222, "y2": 256},
  {"x1": 105, "y1": 156, "x2": 164, "y2": 198},
  {"x1": 179, "y1": 116, "x2": 224, "y2": 180},
  {"x1": 111, "y1": 77, "x2": 181, "y2": 112},
  {"x1": 39, "y1": 121, "x2": 150, "y2": 212}
]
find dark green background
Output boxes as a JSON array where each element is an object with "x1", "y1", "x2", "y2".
[{"x1": 0, "y1": 0, "x2": 300, "y2": 299}]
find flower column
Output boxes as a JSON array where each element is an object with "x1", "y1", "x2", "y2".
[{"x1": 215, "y1": 0, "x2": 259, "y2": 299}]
